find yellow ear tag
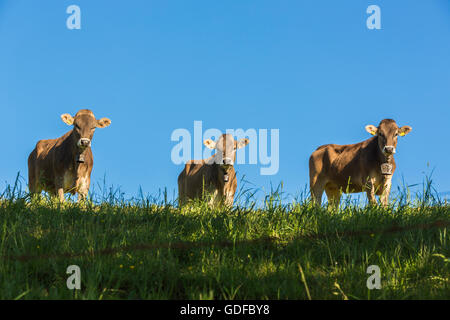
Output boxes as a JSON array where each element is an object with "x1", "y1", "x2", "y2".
[
  {"x1": 371, "y1": 131, "x2": 377, "y2": 135},
  {"x1": 399, "y1": 132, "x2": 406, "y2": 137}
]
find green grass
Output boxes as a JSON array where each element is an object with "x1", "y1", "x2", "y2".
[{"x1": 0, "y1": 179, "x2": 449, "y2": 300}]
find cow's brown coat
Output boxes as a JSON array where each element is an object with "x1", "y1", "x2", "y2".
[
  {"x1": 309, "y1": 119, "x2": 412, "y2": 206},
  {"x1": 178, "y1": 134, "x2": 249, "y2": 207},
  {"x1": 28, "y1": 109, "x2": 111, "y2": 201}
]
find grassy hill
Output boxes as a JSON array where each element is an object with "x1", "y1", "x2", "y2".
[{"x1": 0, "y1": 181, "x2": 449, "y2": 299}]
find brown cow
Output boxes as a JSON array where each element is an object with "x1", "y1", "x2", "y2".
[
  {"x1": 309, "y1": 119, "x2": 412, "y2": 207},
  {"x1": 28, "y1": 109, "x2": 111, "y2": 202},
  {"x1": 178, "y1": 133, "x2": 250, "y2": 207}
]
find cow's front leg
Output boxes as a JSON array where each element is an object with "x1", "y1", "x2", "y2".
[
  {"x1": 208, "y1": 190, "x2": 221, "y2": 207},
  {"x1": 57, "y1": 188, "x2": 65, "y2": 202},
  {"x1": 224, "y1": 191, "x2": 234, "y2": 207},
  {"x1": 365, "y1": 178, "x2": 377, "y2": 206},
  {"x1": 76, "y1": 176, "x2": 90, "y2": 202},
  {"x1": 380, "y1": 176, "x2": 392, "y2": 207},
  {"x1": 55, "y1": 177, "x2": 65, "y2": 202}
]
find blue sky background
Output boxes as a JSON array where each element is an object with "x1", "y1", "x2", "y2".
[{"x1": 1, "y1": 0, "x2": 449, "y2": 203}]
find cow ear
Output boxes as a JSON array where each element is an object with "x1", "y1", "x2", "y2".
[
  {"x1": 365, "y1": 125, "x2": 378, "y2": 136},
  {"x1": 399, "y1": 125, "x2": 412, "y2": 137},
  {"x1": 236, "y1": 138, "x2": 250, "y2": 149},
  {"x1": 204, "y1": 139, "x2": 216, "y2": 149},
  {"x1": 61, "y1": 114, "x2": 74, "y2": 126},
  {"x1": 96, "y1": 117, "x2": 111, "y2": 128}
]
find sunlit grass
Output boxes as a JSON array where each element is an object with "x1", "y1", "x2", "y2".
[{"x1": 0, "y1": 174, "x2": 448, "y2": 299}]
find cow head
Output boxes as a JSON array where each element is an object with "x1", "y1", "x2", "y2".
[
  {"x1": 61, "y1": 109, "x2": 111, "y2": 151},
  {"x1": 365, "y1": 119, "x2": 412, "y2": 157},
  {"x1": 204, "y1": 134, "x2": 249, "y2": 169}
]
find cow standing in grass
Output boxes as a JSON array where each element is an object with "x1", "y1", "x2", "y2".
[
  {"x1": 309, "y1": 119, "x2": 412, "y2": 207},
  {"x1": 178, "y1": 133, "x2": 250, "y2": 207},
  {"x1": 28, "y1": 109, "x2": 111, "y2": 202}
]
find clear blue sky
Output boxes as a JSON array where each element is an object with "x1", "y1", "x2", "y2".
[{"x1": 1, "y1": 0, "x2": 449, "y2": 202}]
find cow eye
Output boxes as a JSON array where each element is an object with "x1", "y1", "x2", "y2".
[{"x1": 75, "y1": 124, "x2": 80, "y2": 130}]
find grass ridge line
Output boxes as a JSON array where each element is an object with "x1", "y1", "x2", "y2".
[{"x1": 3, "y1": 219, "x2": 449, "y2": 263}]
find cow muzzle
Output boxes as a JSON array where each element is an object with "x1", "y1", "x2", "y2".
[
  {"x1": 222, "y1": 158, "x2": 233, "y2": 166},
  {"x1": 77, "y1": 138, "x2": 91, "y2": 148},
  {"x1": 383, "y1": 146, "x2": 396, "y2": 155}
]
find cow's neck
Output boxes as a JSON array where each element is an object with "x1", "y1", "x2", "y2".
[
  {"x1": 371, "y1": 137, "x2": 395, "y2": 176},
  {"x1": 67, "y1": 130, "x2": 88, "y2": 166},
  {"x1": 212, "y1": 163, "x2": 232, "y2": 187},
  {"x1": 367, "y1": 137, "x2": 392, "y2": 164},
  {"x1": 376, "y1": 148, "x2": 394, "y2": 165}
]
